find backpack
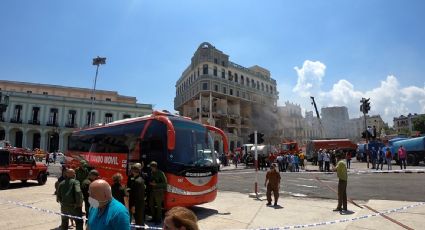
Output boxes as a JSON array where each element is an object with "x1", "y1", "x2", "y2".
[{"x1": 385, "y1": 150, "x2": 391, "y2": 158}]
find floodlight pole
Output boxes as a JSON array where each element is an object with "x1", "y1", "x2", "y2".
[{"x1": 89, "y1": 56, "x2": 106, "y2": 126}]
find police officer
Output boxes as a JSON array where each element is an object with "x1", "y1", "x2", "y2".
[
  {"x1": 81, "y1": 169, "x2": 100, "y2": 218},
  {"x1": 148, "y1": 161, "x2": 167, "y2": 224},
  {"x1": 127, "y1": 162, "x2": 146, "y2": 226},
  {"x1": 264, "y1": 163, "x2": 281, "y2": 206},
  {"x1": 56, "y1": 168, "x2": 84, "y2": 230}
]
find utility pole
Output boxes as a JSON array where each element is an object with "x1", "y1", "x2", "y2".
[
  {"x1": 90, "y1": 56, "x2": 106, "y2": 127},
  {"x1": 360, "y1": 98, "x2": 371, "y2": 168},
  {"x1": 254, "y1": 130, "x2": 258, "y2": 198}
]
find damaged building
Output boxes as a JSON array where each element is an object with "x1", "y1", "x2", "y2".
[{"x1": 174, "y1": 42, "x2": 279, "y2": 151}]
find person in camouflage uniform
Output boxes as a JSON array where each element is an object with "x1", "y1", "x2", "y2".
[
  {"x1": 75, "y1": 160, "x2": 89, "y2": 184},
  {"x1": 148, "y1": 161, "x2": 167, "y2": 224},
  {"x1": 57, "y1": 168, "x2": 84, "y2": 230},
  {"x1": 81, "y1": 169, "x2": 100, "y2": 218}
]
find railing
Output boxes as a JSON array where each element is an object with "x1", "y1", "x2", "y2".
[
  {"x1": 10, "y1": 118, "x2": 22, "y2": 123},
  {"x1": 65, "y1": 122, "x2": 77, "y2": 128},
  {"x1": 46, "y1": 121, "x2": 59, "y2": 127},
  {"x1": 28, "y1": 119, "x2": 40, "y2": 125}
]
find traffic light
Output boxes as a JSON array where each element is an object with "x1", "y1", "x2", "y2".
[
  {"x1": 257, "y1": 133, "x2": 264, "y2": 144},
  {"x1": 364, "y1": 98, "x2": 371, "y2": 113},
  {"x1": 360, "y1": 98, "x2": 371, "y2": 114},
  {"x1": 248, "y1": 133, "x2": 255, "y2": 144}
]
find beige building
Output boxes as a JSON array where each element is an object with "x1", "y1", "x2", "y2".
[
  {"x1": 0, "y1": 80, "x2": 152, "y2": 152},
  {"x1": 277, "y1": 102, "x2": 322, "y2": 145},
  {"x1": 393, "y1": 113, "x2": 423, "y2": 134},
  {"x1": 174, "y1": 42, "x2": 279, "y2": 150}
]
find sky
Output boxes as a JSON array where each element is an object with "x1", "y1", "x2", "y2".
[{"x1": 1, "y1": 0, "x2": 425, "y2": 126}]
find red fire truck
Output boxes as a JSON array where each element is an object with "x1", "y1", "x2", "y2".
[{"x1": 0, "y1": 141, "x2": 49, "y2": 189}]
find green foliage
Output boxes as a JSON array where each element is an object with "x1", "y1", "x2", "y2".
[{"x1": 413, "y1": 115, "x2": 425, "y2": 134}]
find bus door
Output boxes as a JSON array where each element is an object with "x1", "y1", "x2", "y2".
[{"x1": 139, "y1": 120, "x2": 167, "y2": 172}]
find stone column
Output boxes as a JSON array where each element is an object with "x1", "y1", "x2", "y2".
[{"x1": 40, "y1": 129, "x2": 47, "y2": 151}]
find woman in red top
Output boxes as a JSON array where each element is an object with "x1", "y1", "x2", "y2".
[{"x1": 345, "y1": 151, "x2": 352, "y2": 169}]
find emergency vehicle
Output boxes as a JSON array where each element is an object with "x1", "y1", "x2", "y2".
[{"x1": 0, "y1": 141, "x2": 48, "y2": 189}]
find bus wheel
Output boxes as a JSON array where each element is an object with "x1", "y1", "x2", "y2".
[
  {"x1": 407, "y1": 154, "x2": 417, "y2": 166},
  {"x1": 37, "y1": 172, "x2": 47, "y2": 185},
  {"x1": 0, "y1": 174, "x2": 10, "y2": 189}
]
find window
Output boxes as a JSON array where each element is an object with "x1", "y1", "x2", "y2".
[
  {"x1": 214, "y1": 58, "x2": 218, "y2": 64},
  {"x1": 43, "y1": 92, "x2": 48, "y2": 95},
  {"x1": 257, "y1": 81, "x2": 260, "y2": 90},
  {"x1": 242, "y1": 92, "x2": 246, "y2": 98},
  {"x1": 237, "y1": 91, "x2": 240, "y2": 97},
  {"x1": 90, "y1": 97, "x2": 96, "y2": 100},
  {"x1": 213, "y1": 66, "x2": 217, "y2": 76},
  {"x1": 230, "y1": 89, "x2": 233, "y2": 95},
  {"x1": 203, "y1": 64, "x2": 208, "y2": 75},
  {"x1": 235, "y1": 73, "x2": 238, "y2": 83},
  {"x1": 266, "y1": 85, "x2": 269, "y2": 92},
  {"x1": 197, "y1": 68, "x2": 200, "y2": 76},
  {"x1": 251, "y1": 79, "x2": 255, "y2": 88},
  {"x1": 228, "y1": 71, "x2": 232, "y2": 81},
  {"x1": 221, "y1": 69, "x2": 225, "y2": 78},
  {"x1": 86, "y1": 111, "x2": 95, "y2": 126},
  {"x1": 202, "y1": 82, "x2": 208, "y2": 90},
  {"x1": 214, "y1": 85, "x2": 219, "y2": 92},
  {"x1": 12, "y1": 105, "x2": 23, "y2": 123},
  {"x1": 222, "y1": 61, "x2": 225, "y2": 67},
  {"x1": 48, "y1": 108, "x2": 59, "y2": 126},
  {"x1": 246, "y1": 77, "x2": 250, "y2": 87},
  {"x1": 27, "y1": 90, "x2": 32, "y2": 93},
  {"x1": 223, "y1": 87, "x2": 227, "y2": 94},
  {"x1": 104, "y1": 113, "x2": 113, "y2": 124},
  {"x1": 123, "y1": 114, "x2": 131, "y2": 119},
  {"x1": 67, "y1": 110, "x2": 76, "y2": 127},
  {"x1": 261, "y1": 82, "x2": 264, "y2": 91},
  {"x1": 241, "y1": 75, "x2": 244, "y2": 84},
  {"x1": 106, "y1": 98, "x2": 112, "y2": 101},
  {"x1": 30, "y1": 107, "x2": 40, "y2": 124}
]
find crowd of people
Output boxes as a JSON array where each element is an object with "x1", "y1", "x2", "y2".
[{"x1": 55, "y1": 161, "x2": 199, "y2": 230}]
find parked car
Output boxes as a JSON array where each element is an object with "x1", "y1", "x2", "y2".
[{"x1": 49, "y1": 152, "x2": 65, "y2": 164}]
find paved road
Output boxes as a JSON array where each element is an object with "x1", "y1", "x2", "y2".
[{"x1": 218, "y1": 169, "x2": 425, "y2": 202}]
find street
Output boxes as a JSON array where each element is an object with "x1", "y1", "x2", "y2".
[{"x1": 218, "y1": 168, "x2": 425, "y2": 202}]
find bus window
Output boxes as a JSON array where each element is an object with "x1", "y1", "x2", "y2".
[{"x1": 170, "y1": 120, "x2": 214, "y2": 167}]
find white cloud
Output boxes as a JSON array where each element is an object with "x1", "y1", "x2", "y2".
[
  {"x1": 286, "y1": 60, "x2": 425, "y2": 126},
  {"x1": 292, "y1": 60, "x2": 326, "y2": 97}
]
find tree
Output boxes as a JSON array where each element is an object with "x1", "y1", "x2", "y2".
[{"x1": 413, "y1": 115, "x2": 425, "y2": 134}]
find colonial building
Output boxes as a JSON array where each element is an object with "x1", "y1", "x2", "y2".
[
  {"x1": 174, "y1": 42, "x2": 279, "y2": 150},
  {"x1": 393, "y1": 113, "x2": 423, "y2": 134},
  {"x1": 0, "y1": 80, "x2": 152, "y2": 152}
]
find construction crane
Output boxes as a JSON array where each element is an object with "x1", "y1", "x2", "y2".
[{"x1": 310, "y1": 96, "x2": 325, "y2": 138}]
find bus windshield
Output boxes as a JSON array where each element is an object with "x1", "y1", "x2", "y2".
[{"x1": 169, "y1": 120, "x2": 215, "y2": 167}]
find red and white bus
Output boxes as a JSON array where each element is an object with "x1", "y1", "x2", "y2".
[{"x1": 66, "y1": 111, "x2": 228, "y2": 209}]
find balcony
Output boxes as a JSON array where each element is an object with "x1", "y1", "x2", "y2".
[
  {"x1": 65, "y1": 122, "x2": 77, "y2": 128},
  {"x1": 10, "y1": 118, "x2": 23, "y2": 123},
  {"x1": 46, "y1": 121, "x2": 59, "y2": 127},
  {"x1": 28, "y1": 119, "x2": 41, "y2": 125}
]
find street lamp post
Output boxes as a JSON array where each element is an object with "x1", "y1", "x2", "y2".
[{"x1": 89, "y1": 56, "x2": 106, "y2": 126}]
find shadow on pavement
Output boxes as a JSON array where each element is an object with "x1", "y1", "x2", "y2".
[
  {"x1": 191, "y1": 206, "x2": 222, "y2": 220},
  {"x1": 340, "y1": 210, "x2": 355, "y2": 215},
  {"x1": 6, "y1": 181, "x2": 39, "y2": 190}
]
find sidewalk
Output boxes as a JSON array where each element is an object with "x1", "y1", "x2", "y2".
[
  {"x1": 304, "y1": 160, "x2": 425, "y2": 173},
  {"x1": 197, "y1": 191, "x2": 425, "y2": 230}
]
